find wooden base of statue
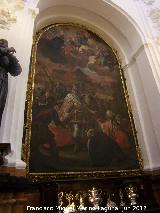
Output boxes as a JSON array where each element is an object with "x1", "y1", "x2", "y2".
[
  {"x1": 0, "y1": 143, "x2": 26, "y2": 177},
  {"x1": 0, "y1": 143, "x2": 11, "y2": 166},
  {"x1": 0, "y1": 166, "x2": 26, "y2": 177}
]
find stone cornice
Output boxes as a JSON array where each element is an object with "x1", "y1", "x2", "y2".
[
  {"x1": 122, "y1": 42, "x2": 152, "y2": 70},
  {"x1": 28, "y1": 7, "x2": 39, "y2": 19}
]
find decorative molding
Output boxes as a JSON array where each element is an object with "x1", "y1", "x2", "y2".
[
  {"x1": 0, "y1": 9, "x2": 17, "y2": 30},
  {"x1": 0, "y1": 0, "x2": 25, "y2": 30},
  {"x1": 122, "y1": 42, "x2": 152, "y2": 70},
  {"x1": 142, "y1": 0, "x2": 155, "y2": 6},
  {"x1": 28, "y1": 7, "x2": 39, "y2": 19},
  {"x1": 133, "y1": 0, "x2": 160, "y2": 32},
  {"x1": 148, "y1": 8, "x2": 160, "y2": 31},
  {"x1": 24, "y1": 0, "x2": 39, "y2": 18},
  {"x1": 134, "y1": 0, "x2": 155, "y2": 6},
  {"x1": 24, "y1": 0, "x2": 39, "y2": 8},
  {"x1": 157, "y1": 36, "x2": 160, "y2": 45}
]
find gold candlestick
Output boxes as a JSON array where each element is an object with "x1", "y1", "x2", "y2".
[
  {"x1": 88, "y1": 187, "x2": 102, "y2": 208},
  {"x1": 75, "y1": 191, "x2": 87, "y2": 211},
  {"x1": 58, "y1": 191, "x2": 64, "y2": 207},
  {"x1": 65, "y1": 192, "x2": 76, "y2": 213},
  {"x1": 125, "y1": 184, "x2": 138, "y2": 206}
]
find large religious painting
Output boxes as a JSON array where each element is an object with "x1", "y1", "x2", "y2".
[{"x1": 24, "y1": 24, "x2": 142, "y2": 179}]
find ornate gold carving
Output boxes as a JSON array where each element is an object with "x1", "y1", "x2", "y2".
[{"x1": 88, "y1": 187, "x2": 102, "y2": 208}]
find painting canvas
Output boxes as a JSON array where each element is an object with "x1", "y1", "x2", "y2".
[{"x1": 25, "y1": 24, "x2": 142, "y2": 178}]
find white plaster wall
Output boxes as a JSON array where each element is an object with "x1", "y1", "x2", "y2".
[
  {"x1": 124, "y1": 62, "x2": 151, "y2": 169},
  {"x1": 136, "y1": 49, "x2": 160, "y2": 152},
  {"x1": 125, "y1": 57, "x2": 160, "y2": 170}
]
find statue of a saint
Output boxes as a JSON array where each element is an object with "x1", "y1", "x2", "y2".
[{"x1": 0, "y1": 39, "x2": 22, "y2": 126}]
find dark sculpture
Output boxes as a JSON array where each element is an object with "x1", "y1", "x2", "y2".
[{"x1": 0, "y1": 39, "x2": 22, "y2": 126}]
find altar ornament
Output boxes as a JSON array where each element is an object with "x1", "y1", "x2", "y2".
[
  {"x1": 125, "y1": 184, "x2": 138, "y2": 206},
  {"x1": 88, "y1": 187, "x2": 102, "y2": 208}
]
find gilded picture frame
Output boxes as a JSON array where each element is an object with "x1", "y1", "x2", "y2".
[{"x1": 23, "y1": 23, "x2": 143, "y2": 181}]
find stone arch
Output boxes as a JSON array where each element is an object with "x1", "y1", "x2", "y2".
[
  {"x1": 32, "y1": 0, "x2": 160, "y2": 170},
  {"x1": 35, "y1": 0, "x2": 145, "y2": 63}
]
